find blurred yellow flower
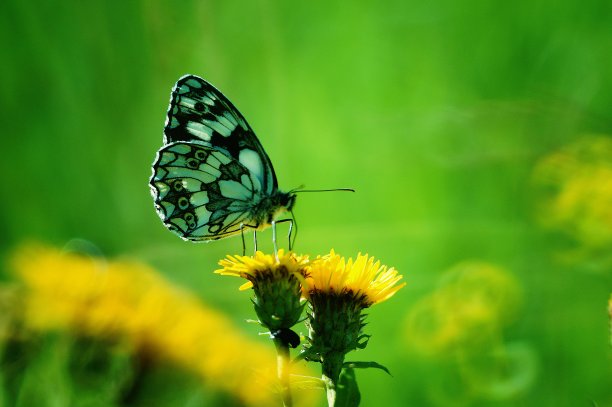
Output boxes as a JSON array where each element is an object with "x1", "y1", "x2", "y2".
[
  {"x1": 532, "y1": 135, "x2": 612, "y2": 255},
  {"x1": 405, "y1": 261, "x2": 521, "y2": 354},
  {"x1": 303, "y1": 250, "x2": 405, "y2": 307},
  {"x1": 10, "y1": 243, "x2": 307, "y2": 406},
  {"x1": 403, "y1": 261, "x2": 532, "y2": 403}
]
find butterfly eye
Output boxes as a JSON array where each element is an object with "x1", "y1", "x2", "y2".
[
  {"x1": 173, "y1": 180, "x2": 184, "y2": 191},
  {"x1": 178, "y1": 197, "x2": 189, "y2": 209},
  {"x1": 194, "y1": 102, "x2": 205, "y2": 112},
  {"x1": 195, "y1": 150, "x2": 207, "y2": 160},
  {"x1": 186, "y1": 158, "x2": 199, "y2": 168}
]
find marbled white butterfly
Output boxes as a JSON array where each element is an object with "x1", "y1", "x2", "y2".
[{"x1": 150, "y1": 75, "x2": 296, "y2": 249}]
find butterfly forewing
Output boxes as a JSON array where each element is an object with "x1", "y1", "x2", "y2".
[{"x1": 164, "y1": 75, "x2": 277, "y2": 194}]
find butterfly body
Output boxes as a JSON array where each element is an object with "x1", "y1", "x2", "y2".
[{"x1": 150, "y1": 75, "x2": 295, "y2": 242}]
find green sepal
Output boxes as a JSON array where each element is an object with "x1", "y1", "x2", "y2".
[
  {"x1": 245, "y1": 319, "x2": 261, "y2": 325},
  {"x1": 335, "y1": 367, "x2": 361, "y2": 407},
  {"x1": 291, "y1": 349, "x2": 312, "y2": 364},
  {"x1": 305, "y1": 295, "x2": 370, "y2": 359},
  {"x1": 343, "y1": 361, "x2": 392, "y2": 376},
  {"x1": 355, "y1": 334, "x2": 371, "y2": 349},
  {"x1": 250, "y1": 279, "x2": 305, "y2": 331}
]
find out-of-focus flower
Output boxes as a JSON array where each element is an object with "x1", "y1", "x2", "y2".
[
  {"x1": 10, "y1": 243, "x2": 291, "y2": 406},
  {"x1": 404, "y1": 261, "x2": 533, "y2": 404},
  {"x1": 532, "y1": 135, "x2": 612, "y2": 259},
  {"x1": 405, "y1": 261, "x2": 521, "y2": 355}
]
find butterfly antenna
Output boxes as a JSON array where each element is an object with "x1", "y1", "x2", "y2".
[{"x1": 291, "y1": 188, "x2": 355, "y2": 193}]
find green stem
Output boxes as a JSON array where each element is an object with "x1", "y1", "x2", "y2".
[
  {"x1": 321, "y1": 353, "x2": 344, "y2": 407},
  {"x1": 273, "y1": 337, "x2": 293, "y2": 407}
]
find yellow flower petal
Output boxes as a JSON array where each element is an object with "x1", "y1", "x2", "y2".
[
  {"x1": 10, "y1": 243, "x2": 311, "y2": 406},
  {"x1": 216, "y1": 250, "x2": 309, "y2": 288},
  {"x1": 303, "y1": 250, "x2": 405, "y2": 307}
]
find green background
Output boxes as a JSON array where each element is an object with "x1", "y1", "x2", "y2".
[{"x1": 1, "y1": 0, "x2": 611, "y2": 406}]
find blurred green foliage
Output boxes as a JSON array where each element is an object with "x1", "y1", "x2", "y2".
[{"x1": 0, "y1": 0, "x2": 611, "y2": 406}]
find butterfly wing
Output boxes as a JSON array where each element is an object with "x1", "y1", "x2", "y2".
[
  {"x1": 164, "y1": 74, "x2": 277, "y2": 195},
  {"x1": 150, "y1": 141, "x2": 265, "y2": 241}
]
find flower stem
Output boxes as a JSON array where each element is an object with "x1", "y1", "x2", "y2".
[
  {"x1": 321, "y1": 353, "x2": 344, "y2": 407},
  {"x1": 273, "y1": 337, "x2": 293, "y2": 407}
]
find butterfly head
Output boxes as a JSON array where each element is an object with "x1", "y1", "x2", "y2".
[
  {"x1": 280, "y1": 190, "x2": 297, "y2": 212},
  {"x1": 264, "y1": 190, "x2": 297, "y2": 225}
]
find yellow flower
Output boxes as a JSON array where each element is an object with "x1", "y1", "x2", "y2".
[
  {"x1": 402, "y1": 261, "x2": 533, "y2": 402},
  {"x1": 216, "y1": 250, "x2": 310, "y2": 346},
  {"x1": 301, "y1": 250, "x2": 404, "y2": 391},
  {"x1": 216, "y1": 249, "x2": 309, "y2": 291},
  {"x1": 532, "y1": 135, "x2": 612, "y2": 259},
  {"x1": 404, "y1": 261, "x2": 522, "y2": 355},
  {"x1": 303, "y1": 250, "x2": 405, "y2": 307},
  {"x1": 10, "y1": 243, "x2": 314, "y2": 407}
]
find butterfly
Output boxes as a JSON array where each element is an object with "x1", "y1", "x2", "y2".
[{"x1": 149, "y1": 75, "x2": 296, "y2": 251}]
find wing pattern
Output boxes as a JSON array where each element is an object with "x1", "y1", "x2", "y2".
[
  {"x1": 164, "y1": 75, "x2": 276, "y2": 193},
  {"x1": 150, "y1": 75, "x2": 296, "y2": 243},
  {"x1": 151, "y1": 142, "x2": 265, "y2": 241}
]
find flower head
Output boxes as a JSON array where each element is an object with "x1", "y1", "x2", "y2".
[
  {"x1": 301, "y1": 250, "x2": 405, "y2": 383},
  {"x1": 216, "y1": 250, "x2": 309, "y2": 339},
  {"x1": 303, "y1": 250, "x2": 405, "y2": 307},
  {"x1": 216, "y1": 250, "x2": 309, "y2": 290}
]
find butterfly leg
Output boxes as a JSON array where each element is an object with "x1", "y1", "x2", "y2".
[
  {"x1": 240, "y1": 223, "x2": 259, "y2": 256},
  {"x1": 272, "y1": 220, "x2": 279, "y2": 261},
  {"x1": 240, "y1": 223, "x2": 247, "y2": 256},
  {"x1": 272, "y1": 218, "x2": 295, "y2": 251},
  {"x1": 289, "y1": 219, "x2": 296, "y2": 251}
]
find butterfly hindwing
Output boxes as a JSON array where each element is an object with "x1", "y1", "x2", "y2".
[
  {"x1": 164, "y1": 75, "x2": 277, "y2": 194},
  {"x1": 151, "y1": 141, "x2": 265, "y2": 241}
]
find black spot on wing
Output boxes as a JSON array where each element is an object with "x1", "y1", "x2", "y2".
[
  {"x1": 219, "y1": 157, "x2": 250, "y2": 181},
  {"x1": 210, "y1": 128, "x2": 241, "y2": 158},
  {"x1": 203, "y1": 183, "x2": 227, "y2": 212}
]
